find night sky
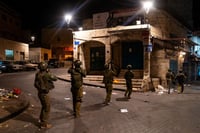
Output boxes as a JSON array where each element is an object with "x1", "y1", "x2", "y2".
[
  {"x1": 1, "y1": 0, "x2": 139, "y2": 31},
  {"x1": 1, "y1": 0, "x2": 199, "y2": 32}
]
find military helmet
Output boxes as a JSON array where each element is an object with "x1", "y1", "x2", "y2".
[
  {"x1": 38, "y1": 62, "x2": 48, "y2": 70},
  {"x1": 127, "y1": 64, "x2": 132, "y2": 70},
  {"x1": 74, "y1": 60, "x2": 82, "y2": 67}
]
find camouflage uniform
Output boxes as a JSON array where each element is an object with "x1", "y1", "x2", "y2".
[
  {"x1": 124, "y1": 65, "x2": 134, "y2": 99},
  {"x1": 175, "y1": 70, "x2": 186, "y2": 93},
  {"x1": 68, "y1": 60, "x2": 86, "y2": 117},
  {"x1": 103, "y1": 64, "x2": 116, "y2": 105},
  {"x1": 34, "y1": 62, "x2": 57, "y2": 128},
  {"x1": 165, "y1": 69, "x2": 175, "y2": 94}
]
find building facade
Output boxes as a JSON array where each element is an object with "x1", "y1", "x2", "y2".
[
  {"x1": 29, "y1": 47, "x2": 51, "y2": 63},
  {"x1": 0, "y1": 37, "x2": 29, "y2": 61},
  {"x1": 72, "y1": 8, "x2": 196, "y2": 90}
]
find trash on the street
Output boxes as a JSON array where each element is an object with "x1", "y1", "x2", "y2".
[
  {"x1": 23, "y1": 123, "x2": 31, "y2": 128},
  {"x1": 64, "y1": 97, "x2": 71, "y2": 100},
  {"x1": 120, "y1": 108, "x2": 128, "y2": 113},
  {"x1": 0, "y1": 88, "x2": 21, "y2": 102},
  {"x1": 0, "y1": 123, "x2": 9, "y2": 128},
  {"x1": 112, "y1": 92, "x2": 118, "y2": 95},
  {"x1": 155, "y1": 85, "x2": 168, "y2": 95}
]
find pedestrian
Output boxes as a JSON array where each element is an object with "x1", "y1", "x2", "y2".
[
  {"x1": 103, "y1": 63, "x2": 116, "y2": 105},
  {"x1": 175, "y1": 70, "x2": 186, "y2": 93},
  {"x1": 68, "y1": 59, "x2": 86, "y2": 118},
  {"x1": 165, "y1": 69, "x2": 175, "y2": 94},
  {"x1": 124, "y1": 64, "x2": 134, "y2": 99},
  {"x1": 34, "y1": 62, "x2": 57, "y2": 129}
]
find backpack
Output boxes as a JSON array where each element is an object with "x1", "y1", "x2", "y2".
[{"x1": 34, "y1": 71, "x2": 55, "y2": 93}]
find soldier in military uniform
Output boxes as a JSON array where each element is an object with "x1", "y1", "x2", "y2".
[
  {"x1": 68, "y1": 60, "x2": 86, "y2": 118},
  {"x1": 124, "y1": 65, "x2": 134, "y2": 99},
  {"x1": 175, "y1": 70, "x2": 186, "y2": 93},
  {"x1": 165, "y1": 69, "x2": 175, "y2": 94},
  {"x1": 103, "y1": 63, "x2": 116, "y2": 105},
  {"x1": 34, "y1": 62, "x2": 57, "y2": 129}
]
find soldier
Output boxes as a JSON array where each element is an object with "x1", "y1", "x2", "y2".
[
  {"x1": 165, "y1": 69, "x2": 175, "y2": 94},
  {"x1": 68, "y1": 59, "x2": 86, "y2": 118},
  {"x1": 124, "y1": 65, "x2": 134, "y2": 99},
  {"x1": 103, "y1": 63, "x2": 116, "y2": 105},
  {"x1": 34, "y1": 62, "x2": 57, "y2": 129},
  {"x1": 175, "y1": 70, "x2": 186, "y2": 93}
]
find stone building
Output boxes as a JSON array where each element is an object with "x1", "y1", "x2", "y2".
[
  {"x1": 72, "y1": 8, "x2": 197, "y2": 90},
  {"x1": 0, "y1": 37, "x2": 29, "y2": 61},
  {"x1": 41, "y1": 28, "x2": 73, "y2": 61},
  {"x1": 29, "y1": 47, "x2": 51, "y2": 63}
]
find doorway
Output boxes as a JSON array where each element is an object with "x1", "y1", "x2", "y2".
[
  {"x1": 122, "y1": 41, "x2": 143, "y2": 69},
  {"x1": 90, "y1": 47, "x2": 105, "y2": 71}
]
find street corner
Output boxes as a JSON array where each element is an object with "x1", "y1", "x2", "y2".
[{"x1": 0, "y1": 88, "x2": 30, "y2": 123}]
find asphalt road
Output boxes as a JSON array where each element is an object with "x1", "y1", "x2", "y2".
[{"x1": 0, "y1": 68, "x2": 200, "y2": 133}]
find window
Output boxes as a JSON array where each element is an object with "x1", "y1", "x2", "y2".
[{"x1": 5, "y1": 49, "x2": 14, "y2": 60}]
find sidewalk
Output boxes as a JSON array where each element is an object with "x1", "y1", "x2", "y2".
[{"x1": 0, "y1": 89, "x2": 29, "y2": 123}]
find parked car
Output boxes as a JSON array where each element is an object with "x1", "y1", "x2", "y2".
[
  {"x1": 0, "y1": 60, "x2": 13, "y2": 72},
  {"x1": 11, "y1": 61, "x2": 24, "y2": 71},
  {"x1": 0, "y1": 60, "x2": 23, "y2": 72},
  {"x1": 15, "y1": 60, "x2": 38, "y2": 71},
  {"x1": 48, "y1": 59, "x2": 60, "y2": 68}
]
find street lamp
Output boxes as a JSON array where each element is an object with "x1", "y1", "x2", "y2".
[
  {"x1": 142, "y1": 0, "x2": 153, "y2": 14},
  {"x1": 29, "y1": 36, "x2": 35, "y2": 45},
  {"x1": 142, "y1": 0, "x2": 153, "y2": 23},
  {"x1": 64, "y1": 14, "x2": 72, "y2": 28}
]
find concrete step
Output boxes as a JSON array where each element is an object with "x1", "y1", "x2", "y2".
[{"x1": 84, "y1": 76, "x2": 143, "y2": 89}]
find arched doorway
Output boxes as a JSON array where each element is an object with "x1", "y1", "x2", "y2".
[{"x1": 81, "y1": 41, "x2": 105, "y2": 74}]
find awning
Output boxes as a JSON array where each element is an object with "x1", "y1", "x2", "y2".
[{"x1": 152, "y1": 37, "x2": 198, "y2": 52}]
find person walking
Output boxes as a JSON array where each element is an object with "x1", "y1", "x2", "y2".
[
  {"x1": 165, "y1": 69, "x2": 175, "y2": 94},
  {"x1": 34, "y1": 62, "x2": 57, "y2": 129},
  {"x1": 124, "y1": 65, "x2": 134, "y2": 99},
  {"x1": 68, "y1": 59, "x2": 86, "y2": 118},
  {"x1": 103, "y1": 63, "x2": 116, "y2": 105},
  {"x1": 175, "y1": 70, "x2": 186, "y2": 93}
]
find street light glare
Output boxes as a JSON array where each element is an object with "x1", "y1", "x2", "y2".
[
  {"x1": 65, "y1": 14, "x2": 72, "y2": 24},
  {"x1": 142, "y1": 1, "x2": 153, "y2": 14}
]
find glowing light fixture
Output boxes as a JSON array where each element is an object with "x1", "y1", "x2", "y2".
[
  {"x1": 64, "y1": 14, "x2": 72, "y2": 25},
  {"x1": 142, "y1": 0, "x2": 153, "y2": 14}
]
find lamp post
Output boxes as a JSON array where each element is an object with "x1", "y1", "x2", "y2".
[{"x1": 64, "y1": 13, "x2": 74, "y2": 68}]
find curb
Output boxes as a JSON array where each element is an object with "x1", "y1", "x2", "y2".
[{"x1": 0, "y1": 94, "x2": 30, "y2": 123}]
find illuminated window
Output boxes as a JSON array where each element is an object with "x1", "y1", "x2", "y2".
[{"x1": 5, "y1": 49, "x2": 14, "y2": 60}]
